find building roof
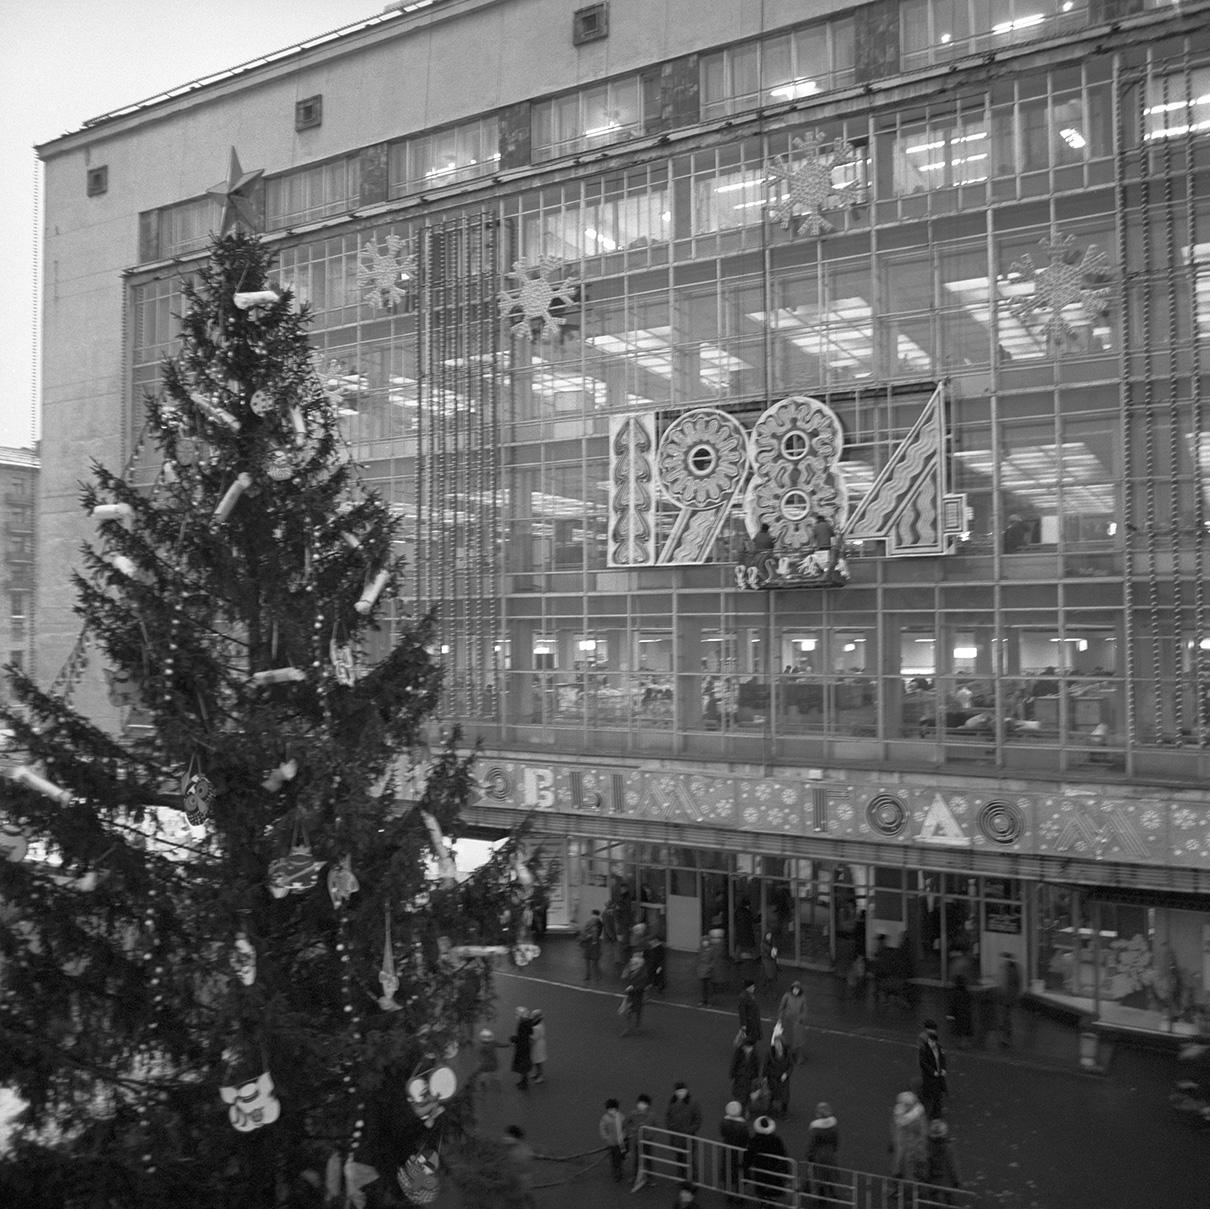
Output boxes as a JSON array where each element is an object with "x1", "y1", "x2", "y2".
[{"x1": 0, "y1": 448, "x2": 40, "y2": 471}]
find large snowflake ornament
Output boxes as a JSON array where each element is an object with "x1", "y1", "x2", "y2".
[
  {"x1": 356, "y1": 234, "x2": 416, "y2": 311},
  {"x1": 498, "y1": 256, "x2": 579, "y2": 341},
  {"x1": 1006, "y1": 233, "x2": 1112, "y2": 348},
  {"x1": 766, "y1": 131, "x2": 861, "y2": 236}
]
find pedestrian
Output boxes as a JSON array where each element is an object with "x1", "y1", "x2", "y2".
[
  {"x1": 737, "y1": 978, "x2": 762, "y2": 1046},
  {"x1": 719, "y1": 1100, "x2": 749, "y2": 1203},
  {"x1": 621, "y1": 952, "x2": 649, "y2": 1036},
  {"x1": 946, "y1": 949, "x2": 974, "y2": 1048},
  {"x1": 579, "y1": 910, "x2": 604, "y2": 982},
  {"x1": 670, "y1": 1182, "x2": 700, "y2": 1208},
  {"x1": 473, "y1": 1027, "x2": 508, "y2": 1093},
  {"x1": 528, "y1": 1008, "x2": 547, "y2": 1083},
  {"x1": 744, "y1": 1116, "x2": 789, "y2": 1207},
  {"x1": 870, "y1": 934, "x2": 890, "y2": 1006},
  {"x1": 599, "y1": 1098, "x2": 628, "y2": 1182},
  {"x1": 775, "y1": 981, "x2": 808, "y2": 1064},
  {"x1": 925, "y1": 1117, "x2": 964, "y2": 1204},
  {"x1": 888, "y1": 1090, "x2": 929, "y2": 1193},
  {"x1": 529, "y1": 886, "x2": 548, "y2": 942},
  {"x1": 917, "y1": 1019, "x2": 948, "y2": 1120},
  {"x1": 759, "y1": 928, "x2": 779, "y2": 988},
  {"x1": 509, "y1": 1006, "x2": 534, "y2": 1090},
  {"x1": 626, "y1": 1092, "x2": 656, "y2": 1192},
  {"x1": 696, "y1": 935, "x2": 718, "y2": 1007},
  {"x1": 805, "y1": 1101, "x2": 840, "y2": 1203},
  {"x1": 996, "y1": 951, "x2": 1022, "y2": 1048},
  {"x1": 761, "y1": 1030, "x2": 793, "y2": 1118},
  {"x1": 602, "y1": 901, "x2": 621, "y2": 973},
  {"x1": 501, "y1": 1124, "x2": 536, "y2": 1209},
  {"x1": 665, "y1": 1082, "x2": 702, "y2": 1182},
  {"x1": 730, "y1": 1040, "x2": 760, "y2": 1105},
  {"x1": 645, "y1": 933, "x2": 668, "y2": 996}
]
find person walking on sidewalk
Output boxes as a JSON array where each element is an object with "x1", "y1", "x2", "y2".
[
  {"x1": 719, "y1": 1100, "x2": 749, "y2": 1205},
  {"x1": 946, "y1": 948, "x2": 974, "y2": 1048},
  {"x1": 775, "y1": 981, "x2": 808, "y2": 1065},
  {"x1": 730, "y1": 1040, "x2": 760, "y2": 1106},
  {"x1": 579, "y1": 911, "x2": 604, "y2": 982},
  {"x1": 737, "y1": 978, "x2": 763, "y2": 1046},
  {"x1": 599, "y1": 1098, "x2": 629, "y2": 1182},
  {"x1": 888, "y1": 1090, "x2": 929, "y2": 1196},
  {"x1": 996, "y1": 951, "x2": 1022, "y2": 1048},
  {"x1": 621, "y1": 953, "x2": 649, "y2": 1036},
  {"x1": 509, "y1": 1006, "x2": 535, "y2": 1090},
  {"x1": 697, "y1": 934, "x2": 719, "y2": 1006},
  {"x1": 917, "y1": 1020, "x2": 948, "y2": 1120},
  {"x1": 602, "y1": 901, "x2": 621, "y2": 974},
  {"x1": 759, "y1": 928, "x2": 779, "y2": 989},
  {"x1": 665, "y1": 1082, "x2": 702, "y2": 1182},
  {"x1": 645, "y1": 932, "x2": 668, "y2": 996},
  {"x1": 805, "y1": 1101, "x2": 841, "y2": 1204},
  {"x1": 528, "y1": 1008, "x2": 547, "y2": 1083},
  {"x1": 473, "y1": 1027, "x2": 509, "y2": 1093},
  {"x1": 626, "y1": 1092, "x2": 656, "y2": 1191},
  {"x1": 762, "y1": 1030, "x2": 793, "y2": 1118}
]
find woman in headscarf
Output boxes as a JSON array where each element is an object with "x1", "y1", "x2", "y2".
[{"x1": 775, "y1": 981, "x2": 808, "y2": 1064}]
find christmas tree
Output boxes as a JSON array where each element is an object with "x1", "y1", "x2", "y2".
[{"x1": 0, "y1": 231, "x2": 537, "y2": 1207}]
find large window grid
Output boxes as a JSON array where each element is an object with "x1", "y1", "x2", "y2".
[
  {"x1": 389, "y1": 116, "x2": 500, "y2": 197},
  {"x1": 700, "y1": 18, "x2": 856, "y2": 120},
  {"x1": 265, "y1": 155, "x2": 361, "y2": 229},
  {"x1": 532, "y1": 76, "x2": 643, "y2": 163},
  {"x1": 157, "y1": 196, "x2": 225, "y2": 260}
]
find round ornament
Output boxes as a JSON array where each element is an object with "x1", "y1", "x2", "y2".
[
  {"x1": 249, "y1": 389, "x2": 274, "y2": 417},
  {"x1": 264, "y1": 447, "x2": 296, "y2": 482},
  {"x1": 267, "y1": 840, "x2": 326, "y2": 899},
  {"x1": 397, "y1": 1154, "x2": 439, "y2": 1205}
]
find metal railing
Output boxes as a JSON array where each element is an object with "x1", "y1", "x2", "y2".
[{"x1": 636, "y1": 1127, "x2": 976, "y2": 1208}]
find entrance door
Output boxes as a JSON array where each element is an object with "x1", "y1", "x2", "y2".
[{"x1": 667, "y1": 867, "x2": 700, "y2": 952}]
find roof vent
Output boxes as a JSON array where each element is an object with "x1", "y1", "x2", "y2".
[{"x1": 573, "y1": 3, "x2": 608, "y2": 46}]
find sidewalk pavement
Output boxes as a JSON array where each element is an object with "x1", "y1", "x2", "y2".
[{"x1": 519, "y1": 933, "x2": 1089, "y2": 1074}]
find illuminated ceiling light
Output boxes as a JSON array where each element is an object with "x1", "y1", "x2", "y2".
[
  {"x1": 1059, "y1": 127, "x2": 1087, "y2": 149},
  {"x1": 940, "y1": 32, "x2": 953, "y2": 43},
  {"x1": 953, "y1": 646, "x2": 978, "y2": 659},
  {"x1": 844, "y1": 643, "x2": 857, "y2": 652},
  {"x1": 578, "y1": 639, "x2": 597, "y2": 651},
  {"x1": 769, "y1": 80, "x2": 820, "y2": 101},
  {"x1": 993, "y1": 13, "x2": 1046, "y2": 33}
]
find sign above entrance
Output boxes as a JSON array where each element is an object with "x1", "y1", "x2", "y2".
[{"x1": 606, "y1": 385, "x2": 967, "y2": 570}]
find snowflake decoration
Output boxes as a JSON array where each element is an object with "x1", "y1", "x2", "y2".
[
  {"x1": 498, "y1": 256, "x2": 579, "y2": 341},
  {"x1": 766, "y1": 131, "x2": 861, "y2": 236},
  {"x1": 1006, "y1": 233, "x2": 1112, "y2": 348},
  {"x1": 1140, "y1": 809, "x2": 1161, "y2": 832},
  {"x1": 356, "y1": 234, "x2": 416, "y2": 311}
]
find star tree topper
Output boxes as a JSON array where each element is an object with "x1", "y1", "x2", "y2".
[
  {"x1": 1006, "y1": 232, "x2": 1112, "y2": 349},
  {"x1": 207, "y1": 148, "x2": 264, "y2": 235},
  {"x1": 766, "y1": 131, "x2": 861, "y2": 237},
  {"x1": 498, "y1": 256, "x2": 579, "y2": 341}
]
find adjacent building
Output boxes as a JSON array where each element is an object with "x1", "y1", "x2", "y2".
[
  {"x1": 0, "y1": 447, "x2": 38, "y2": 698},
  {"x1": 36, "y1": 0, "x2": 1210, "y2": 1036}
]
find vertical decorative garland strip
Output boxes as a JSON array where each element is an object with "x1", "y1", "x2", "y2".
[
  {"x1": 1185, "y1": 52, "x2": 1209, "y2": 742},
  {"x1": 1160, "y1": 67, "x2": 1186, "y2": 739},
  {"x1": 486, "y1": 213, "x2": 503, "y2": 722},
  {"x1": 1139, "y1": 70, "x2": 1164, "y2": 743},
  {"x1": 1114, "y1": 57, "x2": 1138, "y2": 751}
]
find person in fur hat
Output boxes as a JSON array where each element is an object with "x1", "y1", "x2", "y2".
[
  {"x1": 762, "y1": 1031, "x2": 794, "y2": 1117},
  {"x1": 743, "y1": 1115, "x2": 789, "y2": 1206},
  {"x1": 925, "y1": 1117, "x2": 964, "y2": 1203},
  {"x1": 719, "y1": 1100, "x2": 749, "y2": 1203},
  {"x1": 805, "y1": 1100, "x2": 840, "y2": 1202},
  {"x1": 889, "y1": 1090, "x2": 929, "y2": 1193}
]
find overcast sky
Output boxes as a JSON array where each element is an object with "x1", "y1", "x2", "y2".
[{"x1": 0, "y1": 0, "x2": 389, "y2": 452}]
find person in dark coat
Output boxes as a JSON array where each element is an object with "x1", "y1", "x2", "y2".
[
  {"x1": 996, "y1": 951, "x2": 1022, "y2": 1047},
  {"x1": 737, "y1": 979, "x2": 762, "y2": 1045},
  {"x1": 621, "y1": 953, "x2": 649, "y2": 1036},
  {"x1": 719, "y1": 1100, "x2": 749, "y2": 1204},
  {"x1": 947, "y1": 950, "x2": 974, "y2": 1047},
  {"x1": 761, "y1": 1033, "x2": 793, "y2": 1117},
  {"x1": 696, "y1": 935, "x2": 719, "y2": 1007},
  {"x1": 509, "y1": 1005, "x2": 534, "y2": 1090},
  {"x1": 730, "y1": 1041, "x2": 760, "y2": 1105},
  {"x1": 743, "y1": 1116, "x2": 789, "y2": 1207},
  {"x1": 665, "y1": 1082, "x2": 702, "y2": 1182},
  {"x1": 925, "y1": 1117, "x2": 964, "y2": 1204},
  {"x1": 805, "y1": 1101, "x2": 841, "y2": 1203},
  {"x1": 645, "y1": 934, "x2": 667, "y2": 996},
  {"x1": 579, "y1": 910, "x2": 604, "y2": 982},
  {"x1": 917, "y1": 1020, "x2": 948, "y2": 1119}
]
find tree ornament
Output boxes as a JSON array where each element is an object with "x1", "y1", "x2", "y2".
[
  {"x1": 189, "y1": 392, "x2": 241, "y2": 432},
  {"x1": 206, "y1": 147, "x2": 264, "y2": 234},
  {"x1": 377, "y1": 905, "x2": 401, "y2": 1011},
  {"x1": 397, "y1": 1152, "x2": 440, "y2": 1205},
  {"x1": 0, "y1": 825, "x2": 30, "y2": 863},
  {"x1": 182, "y1": 758, "x2": 215, "y2": 827},
  {"x1": 498, "y1": 255, "x2": 579, "y2": 341},
  {"x1": 420, "y1": 812, "x2": 458, "y2": 886},
  {"x1": 8, "y1": 766, "x2": 73, "y2": 805},
  {"x1": 327, "y1": 855, "x2": 359, "y2": 908},
  {"x1": 327, "y1": 1153, "x2": 380, "y2": 1209},
  {"x1": 263, "y1": 446, "x2": 296, "y2": 481},
  {"x1": 231, "y1": 933, "x2": 257, "y2": 986},
  {"x1": 268, "y1": 818, "x2": 326, "y2": 899},
  {"x1": 406, "y1": 1066, "x2": 457, "y2": 1126},
  {"x1": 250, "y1": 667, "x2": 306, "y2": 686},
  {"x1": 91, "y1": 502, "x2": 133, "y2": 524},
  {"x1": 104, "y1": 665, "x2": 143, "y2": 709},
  {"x1": 249, "y1": 389, "x2": 274, "y2": 416},
  {"x1": 355, "y1": 569, "x2": 390, "y2": 616},
  {"x1": 260, "y1": 759, "x2": 298, "y2": 792},
  {"x1": 233, "y1": 289, "x2": 279, "y2": 313},
  {"x1": 219, "y1": 1070, "x2": 281, "y2": 1132},
  {"x1": 512, "y1": 943, "x2": 541, "y2": 967},
  {"x1": 213, "y1": 472, "x2": 254, "y2": 524},
  {"x1": 330, "y1": 624, "x2": 356, "y2": 686}
]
